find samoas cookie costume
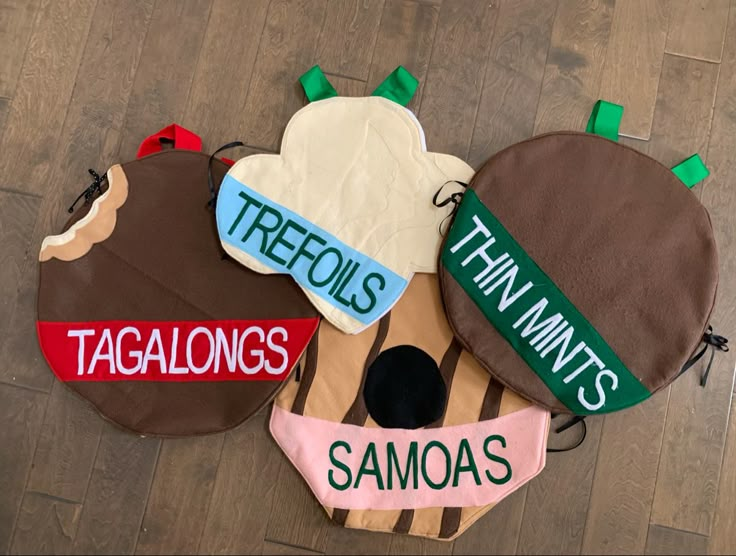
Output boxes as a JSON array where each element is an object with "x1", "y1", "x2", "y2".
[
  {"x1": 270, "y1": 274, "x2": 550, "y2": 540},
  {"x1": 36, "y1": 125, "x2": 320, "y2": 436},
  {"x1": 439, "y1": 101, "x2": 728, "y2": 416},
  {"x1": 216, "y1": 66, "x2": 474, "y2": 334}
]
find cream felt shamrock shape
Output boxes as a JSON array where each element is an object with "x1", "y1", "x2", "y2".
[{"x1": 216, "y1": 66, "x2": 474, "y2": 334}]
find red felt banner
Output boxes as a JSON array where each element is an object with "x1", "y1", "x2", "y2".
[{"x1": 37, "y1": 318, "x2": 319, "y2": 382}]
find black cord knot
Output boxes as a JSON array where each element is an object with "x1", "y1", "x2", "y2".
[{"x1": 68, "y1": 169, "x2": 107, "y2": 213}]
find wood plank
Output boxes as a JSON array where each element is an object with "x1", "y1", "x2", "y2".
[
  {"x1": 581, "y1": 394, "x2": 670, "y2": 554},
  {"x1": 198, "y1": 413, "x2": 283, "y2": 555},
  {"x1": 71, "y1": 426, "x2": 161, "y2": 554},
  {"x1": 467, "y1": 0, "x2": 557, "y2": 168},
  {"x1": 517, "y1": 417, "x2": 604, "y2": 555},
  {"x1": 366, "y1": 0, "x2": 440, "y2": 113},
  {"x1": 666, "y1": 0, "x2": 730, "y2": 63},
  {"x1": 181, "y1": 0, "x2": 269, "y2": 151},
  {"x1": 0, "y1": 0, "x2": 39, "y2": 98},
  {"x1": 703, "y1": 8, "x2": 736, "y2": 550},
  {"x1": 263, "y1": 540, "x2": 325, "y2": 555},
  {"x1": 534, "y1": 0, "x2": 614, "y2": 135},
  {"x1": 0, "y1": 0, "x2": 155, "y2": 394},
  {"x1": 598, "y1": 0, "x2": 669, "y2": 139},
  {"x1": 9, "y1": 492, "x2": 81, "y2": 555},
  {"x1": 117, "y1": 0, "x2": 213, "y2": 161},
  {"x1": 324, "y1": 527, "x2": 393, "y2": 555},
  {"x1": 645, "y1": 524, "x2": 708, "y2": 555},
  {"x1": 263, "y1": 456, "x2": 331, "y2": 552},
  {"x1": 645, "y1": 54, "x2": 720, "y2": 166},
  {"x1": 10, "y1": 382, "x2": 101, "y2": 555},
  {"x1": 240, "y1": 0, "x2": 328, "y2": 151},
  {"x1": 418, "y1": 0, "x2": 498, "y2": 160},
  {"x1": 135, "y1": 436, "x2": 224, "y2": 555},
  {"x1": 315, "y1": 0, "x2": 384, "y2": 80},
  {"x1": 648, "y1": 54, "x2": 727, "y2": 538},
  {"x1": 0, "y1": 0, "x2": 96, "y2": 196},
  {"x1": 388, "y1": 534, "x2": 451, "y2": 555},
  {"x1": 451, "y1": 486, "x2": 528, "y2": 555},
  {"x1": 0, "y1": 384, "x2": 47, "y2": 554},
  {"x1": 323, "y1": 74, "x2": 366, "y2": 97}
]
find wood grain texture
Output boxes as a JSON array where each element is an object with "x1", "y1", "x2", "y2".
[
  {"x1": 0, "y1": 384, "x2": 47, "y2": 554},
  {"x1": 324, "y1": 74, "x2": 367, "y2": 97},
  {"x1": 418, "y1": 0, "x2": 498, "y2": 160},
  {"x1": 648, "y1": 54, "x2": 728, "y2": 538},
  {"x1": 0, "y1": 0, "x2": 96, "y2": 196},
  {"x1": 263, "y1": 540, "x2": 326, "y2": 555},
  {"x1": 468, "y1": 0, "x2": 557, "y2": 168},
  {"x1": 666, "y1": 0, "x2": 730, "y2": 63},
  {"x1": 581, "y1": 394, "x2": 670, "y2": 554},
  {"x1": 135, "y1": 436, "x2": 224, "y2": 555},
  {"x1": 451, "y1": 486, "x2": 528, "y2": 555},
  {"x1": 366, "y1": 0, "x2": 439, "y2": 112},
  {"x1": 117, "y1": 0, "x2": 212, "y2": 161},
  {"x1": 0, "y1": 0, "x2": 155, "y2": 394},
  {"x1": 241, "y1": 0, "x2": 328, "y2": 151},
  {"x1": 388, "y1": 534, "x2": 452, "y2": 555},
  {"x1": 598, "y1": 0, "x2": 669, "y2": 139},
  {"x1": 9, "y1": 493, "x2": 81, "y2": 555},
  {"x1": 71, "y1": 427, "x2": 161, "y2": 554},
  {"x1": 645, "y1": 524, "x2": 709, "y2": 555},
  {"x1": 324, "y1": 526, "x2": 393, "y2": 555},
  {"x1": 517, "y1": 417, "x2": 604, "y2": 555},
  {"x1": 703, "y1": 9, "x2": 736, "y2": 551},
  {"x1": 534, "y1": 0, "x2": 614, "y2": 135},
  {"x1": 198, "y1": 413, "x2": 283, "y2": 555},
  {"x1": 315, "y1": 0, "x2": 384, "y2": 80},
  {"x1": 181, "y1": 0, "x2": 269, "y2": 150},
  {"x1": 0, "y1": 0, "x2": 39, "y2": 98}
]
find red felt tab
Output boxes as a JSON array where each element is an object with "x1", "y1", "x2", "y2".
[{"x1": 37, "y1": 318, "x2": 319, "y2": 382}]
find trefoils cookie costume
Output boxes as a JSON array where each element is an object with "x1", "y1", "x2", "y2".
[
  {"x1": 270, "y1": 274, "x2": 550, "y2": 540},
  {"x1": 215, "y1": 66, "x2": 474, "y2": 334},
  {"x1": 439, "y1": 101, "x2": 728, "y2": 416},
  {"x1": 36, "y1": 125, "x2": 320, "y2": 436}
]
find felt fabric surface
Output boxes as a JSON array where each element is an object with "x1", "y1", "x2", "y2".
[
  {"x1": 270, "y1": 273, "x2": 550, "y2": 540},
  {"x1": 37, "y1": 150, "x2": 319, "y2": 436},
  {"x1": 217, "y1": 96, "x2": 474, "y2": 334},
  {"x1": 439, "y1": 132, "x2": 718, "y2": 415}
]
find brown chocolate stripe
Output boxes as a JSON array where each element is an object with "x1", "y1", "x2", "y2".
[
  {"x1": 395, "y1": 337, "x2": 463, "y2": 535},
  {"x1": 439, "y1": 507, "x2": 462, "y2": 539},
  {"x1": 342, "y1": 314, "x2": 391, "y2": 426},
  {"x1": 479, "y1": 377, "x2": 505, "y2": 421},
  {"x1": 291, "y1": 332, "x2": 320, "y2": 416},
  {"x1": 332, "y1": 508, "x2": 350, "y2": 526}
]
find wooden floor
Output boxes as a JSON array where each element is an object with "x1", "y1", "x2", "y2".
[{"x1": 1, "y1": 0, "x2": 736, "y2": 554}]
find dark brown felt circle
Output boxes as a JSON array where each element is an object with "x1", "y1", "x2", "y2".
[
  {"x1": 439, "y1": 132, "x2": 718, "y2": 414},
  {"x1": 37, "y1": 151, "x2": 319, "y2": 436}
]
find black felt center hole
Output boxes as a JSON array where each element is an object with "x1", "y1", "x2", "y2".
[{"x1": 363, "y1": 345, "x2": 447, "y2": 429}]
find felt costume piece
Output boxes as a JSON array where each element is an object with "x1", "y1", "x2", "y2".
[
  {"x1": 216, "y1": 66, "x2": 474, "y2": 334},
  {"x1": 439, "y1": 101, "x2": 724, "y2": 416},
  {"x1": 36, "y1": 125, "x2": 320, "y2": 436},
  {"x1": 270, "y1": 273, "x2": 550, "y2": 541}
]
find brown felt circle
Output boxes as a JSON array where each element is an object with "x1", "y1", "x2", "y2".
[
  {"x1": 439, "y1": 132, "x2": 718, "y2": 414},
  {"x1": 37, "y1": 151, "x2": 319, "y2": 436}
]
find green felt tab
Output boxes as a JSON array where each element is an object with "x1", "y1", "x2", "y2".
[
  {"x1": 672, "y1": 154, "x2": 710, "y2": 188},
  {"x1": 371, "y1": 66, "x2": 418, "y2": 107},
  {"x1": 586, "y1": 100, "x2": 624, "y2": 142},
  {"x1": 299, "y1": 65, "x2": 338, "y2": 103}
]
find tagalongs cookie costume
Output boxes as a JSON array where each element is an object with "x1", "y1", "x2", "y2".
[
  {"x1": 439, "y1": 101, "x2": 727, "y2": 416},
  {"x1": 36, "y1": 125, "x2": 319, "y2": 436}
]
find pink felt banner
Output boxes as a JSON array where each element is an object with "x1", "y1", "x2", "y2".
[{"x1": 270, "y1": 404, "x2": 549, "y2": 510}]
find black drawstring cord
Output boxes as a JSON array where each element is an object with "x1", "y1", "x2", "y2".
[
  {"x1": 432, "y1": 180, "x2": 468, "y2": 235},
  {"x1": 678, "y1": 326, "x2": 729, "y2": 387},
  {"x1": 207, "y1": 141, "x2": 245, "y2": 208},
  {"x1": 546, "y1": 415, "x2": 587, "y2": 453},
  {"x1": 68, "y1": 169, "x2": 107, "y2": 213}
]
